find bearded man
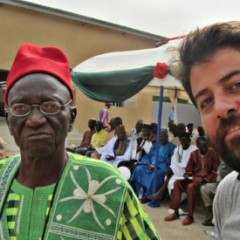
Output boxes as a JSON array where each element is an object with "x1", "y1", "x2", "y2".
[{"x1": 176, "y1": 21, "x2": 240, "y2": 238}]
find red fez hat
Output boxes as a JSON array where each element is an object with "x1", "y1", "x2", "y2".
[{"x1": 5, "y1": 43, "x2": 74, "y2": 104}]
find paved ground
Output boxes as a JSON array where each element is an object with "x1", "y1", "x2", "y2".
[
  {"x1": 142, "y1": 202, "x2": 216, "y2": 239},
  {"x1": 0, "y1": 117, "x2": 217, "y2": 239}
]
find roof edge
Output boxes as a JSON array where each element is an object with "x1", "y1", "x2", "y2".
[{"x1": 1, "y1": 0, "x2": 166, "y2": 41}]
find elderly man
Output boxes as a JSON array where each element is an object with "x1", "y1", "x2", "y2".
[
  {"x1": 67, "y1": 118, "x2": 96, "y2": 154},
  {"x1": 129, "y1": 120, "x2": 144, "y2": 141},
  {"x1": 79, "y1": 118, "x2": 97, "y2": 148},
  {"x1": 164, "y1": 137, "x2": 219, "y2": 225},
  {"x1": 175, "y1": 21, "x2": 240, "y2": 238},
  {"x1": 149, "y1": 133, "x2": 197, "y2": 201},
  {"x1": 130, "y1": 130, "x2": 176, "y2": 203},
  {"x1": 100, "y1": 125, "x2": 132, "y2": 167},
  {"x1": 81, "y1": 121, "x2": 108, "y2": 157},
  {"x1": 131, "y1": 124, "x2": 152, "y2": 162},
  {"x1": 1, "y1": 43, "x2": 159, "y2": 239}
]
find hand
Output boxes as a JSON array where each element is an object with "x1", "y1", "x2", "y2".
[
  {"x1": 166, "y1": 168, "x2": 173, "y2": 177},
  {"x1": 201, "y1": 178, "x2": 207, "y2": 185},
  {"x1": 106, "y1": 155, "x2": 115, "y2": 161},
  {"x1": 184, "y1": 175, "x2": 191, "y2": 182},
  {"x1": 86, "y1": 145, "x2": 91, "y2": 150},
  {"x1": 137, "y1": 146, "x2": 142, "y2": 153},
  {"x1": 147, "y1": 164, "x2": 155, "y2": 171}
]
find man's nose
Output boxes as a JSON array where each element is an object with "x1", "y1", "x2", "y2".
[
  {"x1": 215, "y1": 94, "x2": 238, "y2": 119},
  {"x1": 25, "y1": 107, "x2": 47, "y2": 127}
]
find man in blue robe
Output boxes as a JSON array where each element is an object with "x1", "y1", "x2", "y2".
[{"x1": 130, "y1": 130, "x2": 176, "y2": 203}]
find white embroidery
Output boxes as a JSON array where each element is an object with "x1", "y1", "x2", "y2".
[
  {"x1": 56, "y1": 215, "x2": 62, "y2": 221},
  {"x1": 59, "y1": 167, "x2": 121, "y2": 229},
  {"x1": 105, "y1": 219, "x2": 111, "y2": 226},
  {"x1": 116, "y1": 179, "x2": 121, "y2": 184},
  {"x1": 73, "y1": 166, "x2": 79, "y2": 171}
]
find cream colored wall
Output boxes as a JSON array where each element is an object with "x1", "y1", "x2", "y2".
[
  {"x1": 0, "y1": 4, "x2": 159, "y2": 134},
  {"x1": 74, "y1": 86, "x2": 157, "y2": 134}
]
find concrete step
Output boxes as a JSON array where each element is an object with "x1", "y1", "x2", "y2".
[{"x1": 66, "y1": 129, "x2": 83, "y2": 147}]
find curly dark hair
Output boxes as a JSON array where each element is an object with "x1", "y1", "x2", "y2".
[{"x1": 178, "y1": 21, "x2": 240, "y2": 106}]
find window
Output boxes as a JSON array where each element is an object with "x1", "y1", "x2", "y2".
[{"x1": 111, "y1": 95, "x2": 138, "y2": 109}]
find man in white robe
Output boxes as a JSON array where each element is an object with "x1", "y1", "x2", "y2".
[
  {"x1": 149, "y1": 133, "x2": 197, "y2": 200},
  {"x1": 101, "y1": 125, "x2": 133, "y2": 167},
  {"x1": 168, "y1": 136, "x2": 197, "y2": 195}
]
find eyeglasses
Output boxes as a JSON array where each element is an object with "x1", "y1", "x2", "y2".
[{"x1": 6, "y1": 100, "x2": 72, "y2": 117}]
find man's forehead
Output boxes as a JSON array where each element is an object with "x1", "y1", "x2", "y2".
[
  {"x1": 8, "y1": 73, "x2": 70, "y2": 103},
  {"x1": 190, "y1": 47, "x2": 240, "y2": 98},
  {"x1": 10, "y1": 73, "x2": 68, "y2": 91}
]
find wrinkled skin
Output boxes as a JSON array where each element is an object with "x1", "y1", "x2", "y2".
[{"x1": 6, "y1": 73, "x2": 76, "y2": 187}]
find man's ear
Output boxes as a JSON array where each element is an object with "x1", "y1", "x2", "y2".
[
  {"x1": 69, "y1": 107, "x2": 77, "y2": 132},
  {"x1": 5, "y1": 112, "x2": 13, "y2": 136}
]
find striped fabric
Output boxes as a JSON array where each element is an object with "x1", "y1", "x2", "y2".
[
  {"x1": 6, "y1": 191, "x2": 20, "y2": 240},
  {"x1": 119, "y1": 190, "x2": 159, "y2": 240},
  {"x1": 5, "y1": 190, "x2": 53, "y2": 240},
  {"x1": 46, "y1": 194, "x2": 53, "y2": 216}
]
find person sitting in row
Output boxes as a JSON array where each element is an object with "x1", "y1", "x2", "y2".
[
  {"x1": 131, "y1": 124, "x2": 152, "y2": 162},
  {"x1": 129, "y1": 119, "x2": 143, "y2": 141},
  {"x1": 177, "y1": 123, "x2": 187, "y2": 140},
  {"x1": 177, "y1": 122, "x2": 196, "y2": 146},
  {"x1": 76, "y1": 121, "x2": 108, "y2": 157},
  {"x1": 192, "y1": 126, "x2": 205, "y2": 145},
  {"x1": 149, "y1": 123, "x2": 158, "y2": 144},
  {"x1": 164, "y1": 137, "x2": 220, "y2": 225},
  {"x1": 130, "y1": 130, "x2": 176, "y2": 203},
  {"x1": 66, "y1": 118, "x2": 96, "y2": 154},
  {"x1": 168, "y1": 123, "x2": 181, "y2": 146},
  {"x1": 186, "y1": 123, "x2": 195, "y2": 138},
  {"x1": 200, "y1": 161, "x2": 232, "y2": 226},
  {"x1": 91, "y1": 117, "x2": 122, "y2": 159},
  {"x1": 149, "y1": 133, "x2": 197, "y2": 202},
  {"x1": 100, "y1": 125, "x2": 132, "y2": 167}
]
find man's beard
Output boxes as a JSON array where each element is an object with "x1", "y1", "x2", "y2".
[{"x1": 210, "y1": 114, "x2": 240, "y2": 172}]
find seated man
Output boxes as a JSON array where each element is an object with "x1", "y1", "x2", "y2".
[
  {"x1": 100, "y1": 125, "x2": 132, "y2": 167},
  {"x1": 186, "y1": 123, "x2": 195, "y2": 138},
  {"x1": 129, "y1": 120, "x2": 143, "y2": 141},
  {"x1": 131, "y1": 124, "x2": 152, "y2": 162},
  {"x1": 67, "y1": 118, "x2": 96, "y2": 154},
  {"x1": 149, "y1": 133, "x2": 197, "y2": 201},
  {"x1": 91, "y1": 117, "x2": 123, "y2": 159},
  {"x1": 79, "y1": 118, "x2": 97, "y2": 148},
  {"x1": 149, "y1": 123, "x2": 158, "y2": 144},
  {"x1": 168, "y1": 123, "x2": 181, "y2": 147},
  {"x1": 192, "y1": 126, "x2": 205, "y2": 145},
  {"x1": 164, "y1": 137, "x2": 220, "y2": 225},
  {"x1": 130, "y1": 130, "x2": 176, "y2": 203},
  {"x1": 76, "y1": 121, "x2": 108, "y2": 157},
  {"x1": 200, "y1": 162, "x2": 232, "y2": 226}
]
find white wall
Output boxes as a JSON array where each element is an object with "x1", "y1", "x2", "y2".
[{"x1": 151, "y1": 101, "x2": 202, "y2": 128}]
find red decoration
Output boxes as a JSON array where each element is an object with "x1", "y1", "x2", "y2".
[{"x1": 153, "y1": 62, "x2": 168, "y2": 79}]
